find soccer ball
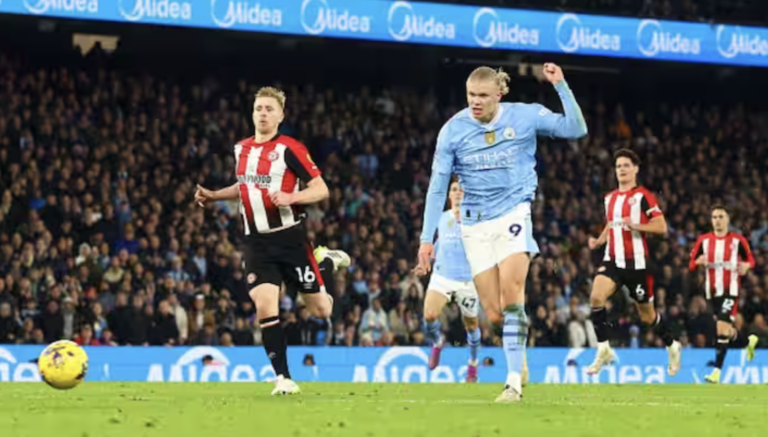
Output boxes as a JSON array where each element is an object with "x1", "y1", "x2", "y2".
[{"x1": 38, "y1": 340, "x2": 89, "y2": 390}]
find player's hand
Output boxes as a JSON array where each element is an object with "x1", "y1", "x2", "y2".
[
  {"x1": 738, "y1": 262, "x2": 751, "y2": 276},
  {"x1": 622, "y1": 216, "x2": 638, "y2": 231},
  {"x1": 696, "y1": 255, "x2": 707, "y2": 266},
  {"x1": 543, "y1": 63, "x2": 564, "y2": 85},
  {"x1": 194, "y1": 184, "x2": 216, "y2": 207},
  {"x1": 417, "y1": 243, "x2": 435, "y2": 274},
  {"x1": 411, "y1": 265, "x2": 428, "y2": 277},
  {"x1": 588, "y1": 237, "x2": 600, "y2": 250},
  {"x1": 270, "y1": 191, "x2": 294, "y2": 207}
]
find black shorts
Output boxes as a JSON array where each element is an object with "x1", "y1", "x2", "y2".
[
  {"x1": 596, "y1": 262, "x2": 654, "y2": 304},
  {"x1": 711, "y1": 296, "x2": 738, "y2": 323},
  {"x1": 242, "y1": 224, "x2": 324, "y2": 294}
]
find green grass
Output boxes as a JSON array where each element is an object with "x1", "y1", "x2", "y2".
[{"x1": 0, "y1": 383, "x2": 766, "y2": 437}]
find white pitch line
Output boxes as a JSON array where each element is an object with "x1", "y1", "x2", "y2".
[{"x1": 303, "y1": 398, "x2": 758, "y2": 408}]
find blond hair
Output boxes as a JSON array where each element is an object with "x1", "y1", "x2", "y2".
[
  {"x1": 468, "y1": 66, "x2": 510, "y2": 96},
  {"x1": 255, "y1": 86, "x2": 286, "y2": 109}
]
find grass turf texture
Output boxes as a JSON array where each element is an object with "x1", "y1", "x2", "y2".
[{"x1": 0, "y1": 383, "x2": 765, "y2": 437}]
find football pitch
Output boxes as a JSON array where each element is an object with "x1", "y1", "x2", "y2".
[{"x1": 0, "y1": 383, "x2": 765, "y2": 437}]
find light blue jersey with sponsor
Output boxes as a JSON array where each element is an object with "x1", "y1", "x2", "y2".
[
  {"x1": 420, "y1": 81, "x2": 587, "y2": 243},
  {"x1": 433, "y1": 210, "x2": 472, "y2": 282}
]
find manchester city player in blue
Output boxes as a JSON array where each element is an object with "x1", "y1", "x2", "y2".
[{"x1": 418, "y1": 63, "x2": 587, "y2": 402}]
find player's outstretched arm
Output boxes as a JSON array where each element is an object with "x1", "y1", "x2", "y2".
[
  {"x1": 535, "y1": 63, "x2": 588, "y2": 140},
  {"x1": 195, "y1": 183, "x2": 239, "y2": 207}
]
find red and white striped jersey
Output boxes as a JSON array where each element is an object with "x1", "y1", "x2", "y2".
[
  {"x1": 234, "y1": 134, "x2": 321, "y2": 235},
  {"x1": 602, "y1": 186, "x2": 663, "y2": 270},
  {"x1": 689, "y1": 232, "x2": 755, "y2": 298}
]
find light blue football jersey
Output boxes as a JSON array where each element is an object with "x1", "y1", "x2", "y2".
[
  {"x1": 420, "y1": 81, "x2": 587, "y2": 243},
  {"x1": 433, "y1": 210, "x2": 472, "y2": 282}
]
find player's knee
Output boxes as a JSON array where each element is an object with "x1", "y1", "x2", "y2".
[
  {"x1": 589, "y1": 293, "x2": 606, "y2": 308},
  {"x1": 249, "y1": 284, "x2": 279, "y2": 318},
  {"x1": 486, "y1": 311, "x2": 503, "y2": 327},
  {"x1": 637, "y1": 307, "x2": 656, "y2": 325},
  {"x1": 500, "y1": 277, "x2": 525, "y2": 299},
  {"x1": 463, "y1": 317, "x2": 479, "y2": 331},
  {"x1": 424, "y1": 310, "x2": 440, "y2": 323}
]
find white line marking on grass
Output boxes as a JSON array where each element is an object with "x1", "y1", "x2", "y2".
[{"x1": 309, "y1": 398, "x2": 757, "y2": 408}]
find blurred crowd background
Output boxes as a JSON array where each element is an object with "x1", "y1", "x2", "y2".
[{"x1": 0, "y1": 0, "x2": 767, "y2": 352}]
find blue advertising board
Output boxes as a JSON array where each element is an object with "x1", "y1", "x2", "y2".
[
  {"x1": 0, "y1": 1, "x2": 767, "y2": 67},
  {"x1": 2, "y1": 345, "x2": 767, "y2": 384}
]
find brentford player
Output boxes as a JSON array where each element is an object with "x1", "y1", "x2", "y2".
[
  {"x1": 586, "y1": 149, "x2": 682, "y2": 376},
  {"x1": 689, "y1": 206, "x2": 757, "y2": 383},
  {"x1": 195, "y1": 87, "x2": 348, "y2": 395}
]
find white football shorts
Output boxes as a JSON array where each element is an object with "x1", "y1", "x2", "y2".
[
  {"x1": 460, "y1": 202, "x2": 540, "y2": 277},
  {"x1": 426, "y1": 273, "x2": 479, "y2": 318}
]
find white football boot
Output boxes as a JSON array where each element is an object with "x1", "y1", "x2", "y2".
[{"x1": 271, "y1": 375, "x2": 301, "y2": 396}]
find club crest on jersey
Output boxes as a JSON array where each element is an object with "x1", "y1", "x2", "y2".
[
  {"x1": 267, "y1": 150, "x2": 280, "y2": 162},
  {"x1": 447, "y1": 218, "x2": 455, "y2": 228},
  {"x1": 247, "y1": 273, "x2": 257, "y2": 284},
  {"x1": 484, "y1": 131, "x2": 496, "y2": 145},
  {"x1": 503, "y1": 127, "x2": 515, "y2": 140},
  {"x1": 628, "y1": 197, "x2": 637, "y2": 206}
]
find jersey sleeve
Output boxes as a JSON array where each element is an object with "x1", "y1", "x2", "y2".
[
  {"x1": 431, "y1": 122, "x2": 455, "y2": 175},
  {"x1": 736, "y1": 234, "x2": 756, "y2": 268},
  {"x1": 421, "y1": 123, "x2": 454, "y2": 244},
  {"x1": 284, "y1": 140, "x2": 321, "y2": 183},
  {"x1": 533, "y1": 81, "x2": 588, "y2": 139},
  {"x1": 689, "y1": 235, "x2": 705, "y2": 272},
  {"x1": 640, "y1": 191, "x2": 663, "y2": 219}
]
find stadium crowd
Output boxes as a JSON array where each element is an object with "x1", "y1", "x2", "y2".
[{"x1": 0, "y1": 45, "x2": 766, "y2": 352}]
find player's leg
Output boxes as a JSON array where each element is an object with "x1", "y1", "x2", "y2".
[
  {"x1": 492, "y1": 204, "x2": 538, "y2": 402},
  {"x1": 631, "y1": 271, "x2": 681, "y2": 376},
  {"x1": 296, "y1": 242, "x2": 333, "y2": 319},
  {"x1": 586, "y1": 266, "x2": 619, "y2": 375},
  {"x1": 455, "y1": 281, "x2": 481, "y2": 382},
  {"x1": 496, "y1": 253, "x2": 529, "y2": 400},
  {"x1": 243, "y1": 239, "x2": 299, "y2": 395},
  {"x1": 310, "y1": 246, "x2": 352, "y2": 316},
  {"x1": 423, "y1": 275, "x2": 452, "y2": 369},
  {"x1": 707, "y1": 297, "x2": 758, "y2": 383}
]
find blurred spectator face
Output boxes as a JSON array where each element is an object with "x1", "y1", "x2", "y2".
[
  {"x1": 32, "y1": 328, "x2": 44, "y2": 343},
  {"x1": 132, "y1": 295, "x2": 144, "y2": 310},
  {"x1": 0, "y1": 302, "x2": 10, "y2": 318},
  {"x1": 372, "y1": 298, "x2": 382, "y2": 312},
  {"x1": 46, "y1": 301, "x2": 59, "y2": 314},
  {"x1": 711, "y1": 208, "x2": 729, "y2": 234},
  {"x1": 159, "y1": 300, "x2": 171, "y2": 315},
  {"x1": 80, "y1": 325, "x2": 93, "y2": 341},
  {"x1": 220, "y1": 332, "x2": 233, "y2": 346},
  {"x1": 253, "y1": 95, "x2": 284, "y2": 135},
  {"x1": 194, "y1": 295, "x2": 205, "y2": 310},
  {"x1": 536, "y1": 305, "x2": 547, "y2": 320}
]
